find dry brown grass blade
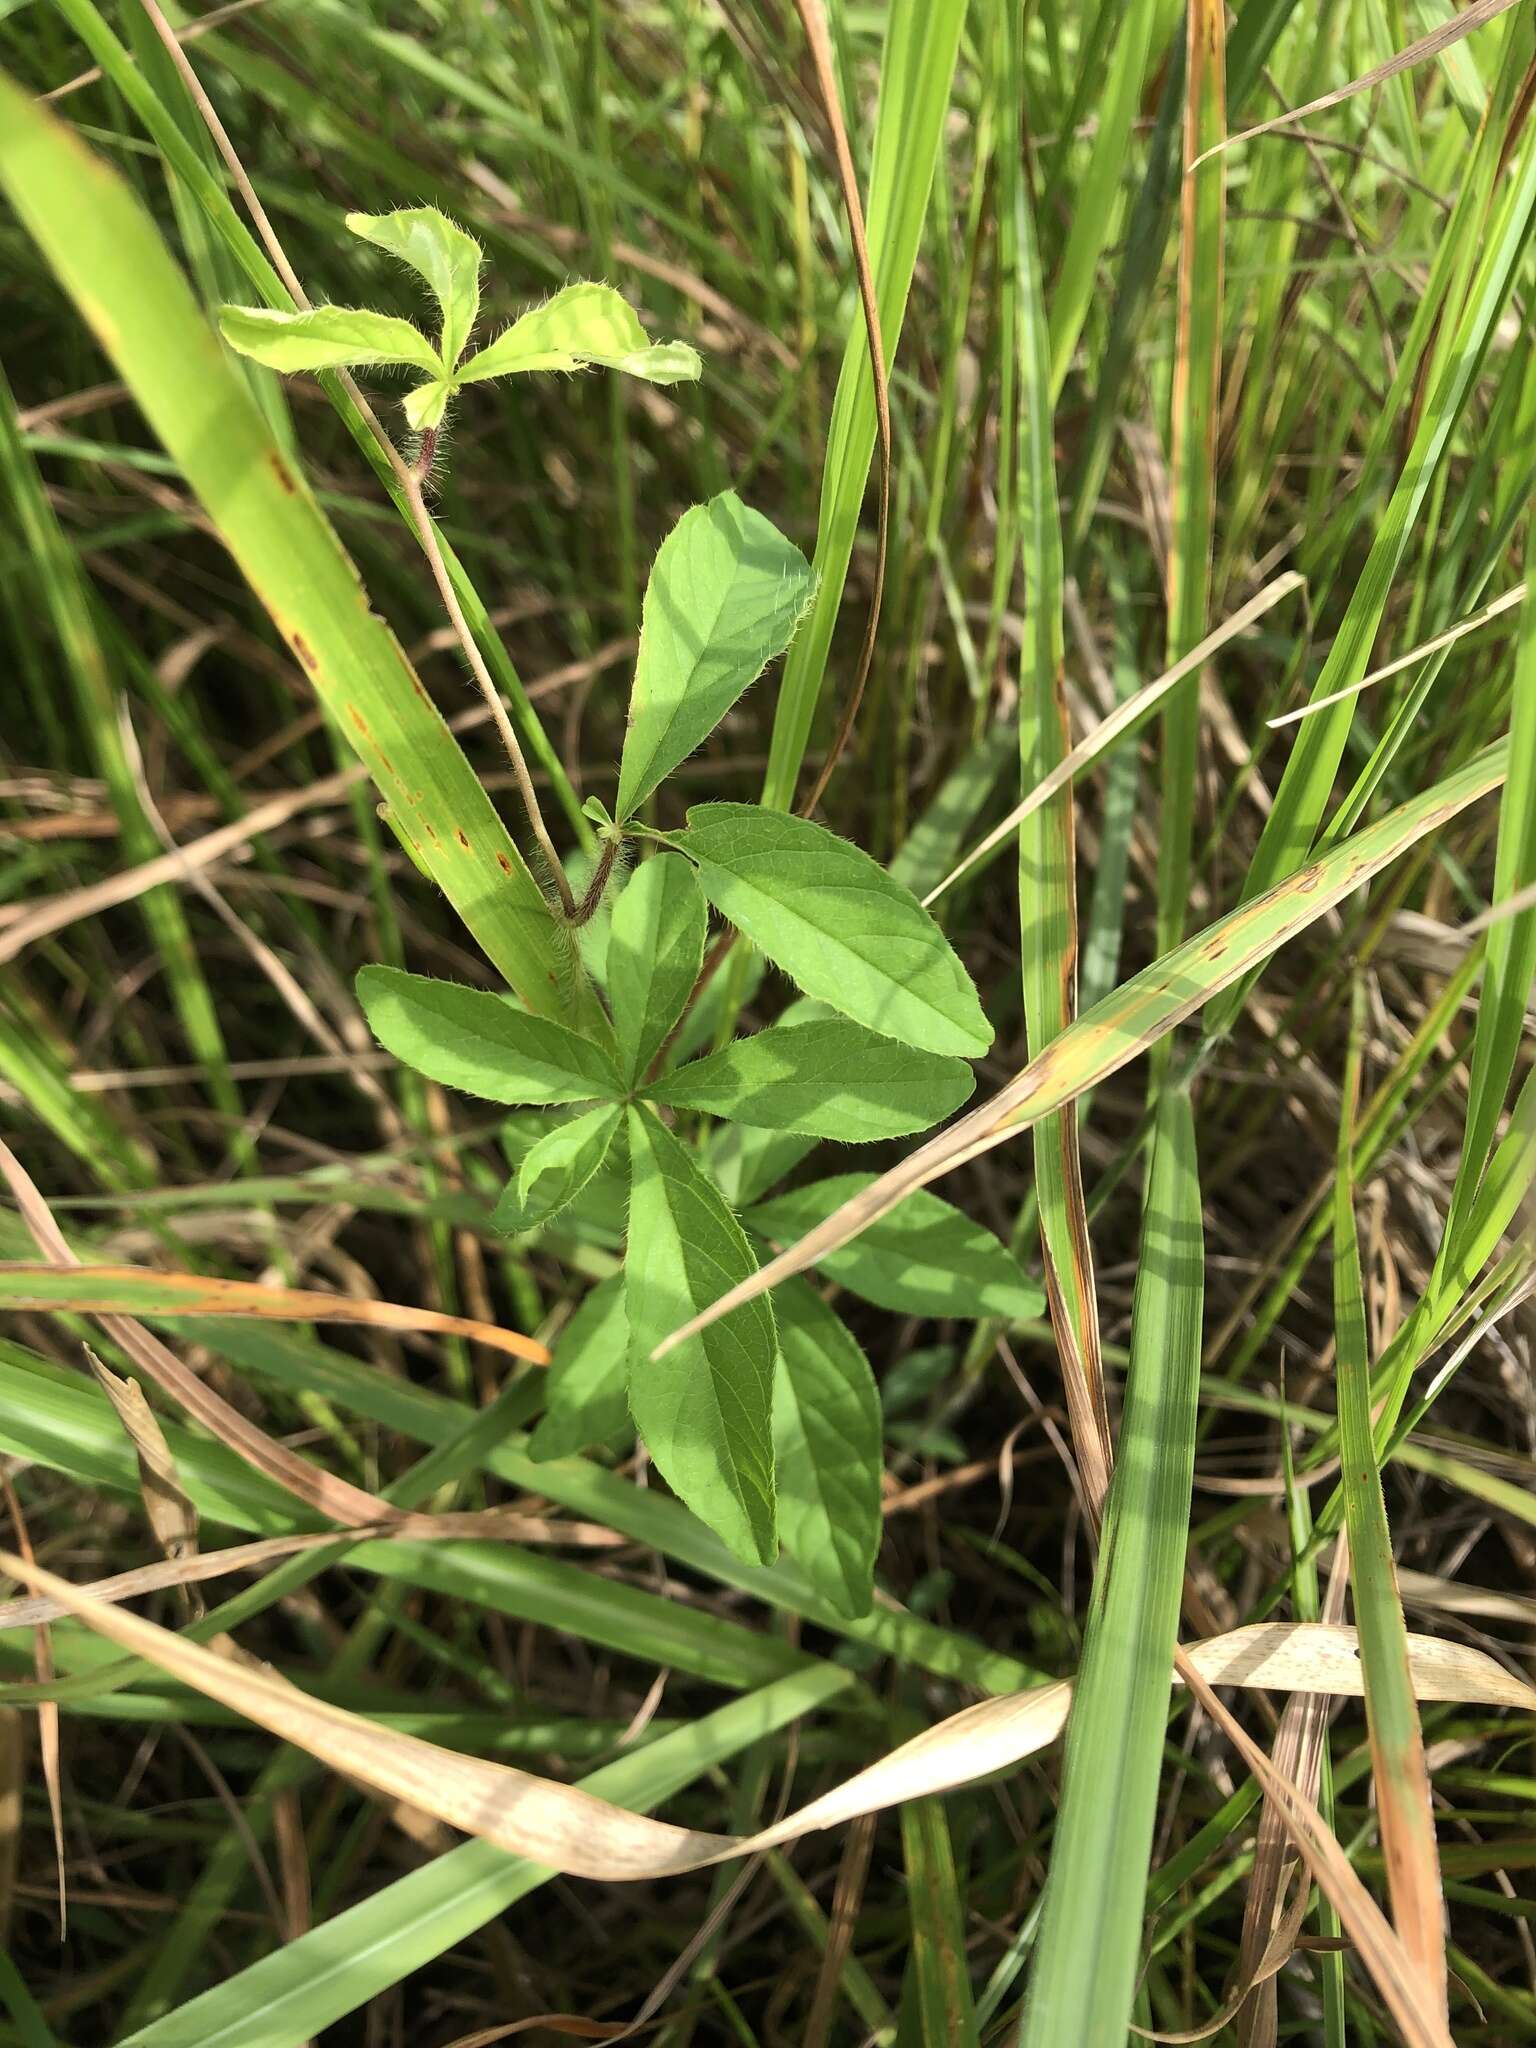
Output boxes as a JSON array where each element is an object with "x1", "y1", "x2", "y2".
[
  {"x1": 0, "y1": 1476, "x2": 64, "y2": 1931},
  {"x1": 0, "y1": 1706, "x2": 20, "y2": 1945},
  {"x1": 0, "y1": 1139, "x2": 407, "y2": 1529},
  {"x1": 793, "y1": 0, "x2": 891, "y2": 818},
  {"x1": 0, "y1": 1513, "x2": 626, "y2": 1632},
  {"x1": 1175, "y1": 1648, "x2": 1456, "y2": 2048},
  {"x1": 6, "y1": 1543, "x2": 1529, "y2": 1891},
  {"x1": 0, "y1": 1263, "x2": 549, "y2": 1365},
  {"x1": 84, "y1": 1345, "x2": 200, "y2": 1598},
  {"x1": 1136, "y1": 1881, "x2": 1310, "y2": 2042},
  {"x1": 1199, "y1": 0, "x2": 1520, "y2": 164},
  {"x1": 924, "y1": 572, "x2": 1304, "y2": 907},
  {"x1": 657, "y1": 747, "x2": 1506, "y2": 1357},
  {"x1": 1232, "y1": 1543, "x2": 1351, "y2": 2047}
]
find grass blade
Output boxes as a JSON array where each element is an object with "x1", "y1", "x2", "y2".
[
  {"x1": 1333, "y1": 983, "x2": 1448, "y2": 2015},
  {"x1": 0, "y1": 67, "x2": 580, "y2": 1019},
  {"x1": 999, "y1": 0, "x2": 1110, "y2": 1515},
  {"x1": 656, "y1": 743, "x2": 1507, "y2": 1347},
  {"x1": 1157, "y1": 0, "x2": 1225, "y2": 955},
  {"x1": 760, "y1": 0, "x2": 966, "y2": 807},
  {"x1": 1018, "y1": 1085, "x2": 1203, "y2": 2047}
]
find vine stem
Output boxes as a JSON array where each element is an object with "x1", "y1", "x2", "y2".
[{"x1": 135, "y1": 0, "x2": 577, "y2": 920}]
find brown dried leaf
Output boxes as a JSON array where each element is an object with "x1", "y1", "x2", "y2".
[
  {"x1": 5, "y1": 1545, "x2": 1529, "y2": 1894},
  {"x1": 85, "y1": 1345, "x2": 200, "y2": 1611}
]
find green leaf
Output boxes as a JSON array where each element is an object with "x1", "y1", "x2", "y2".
[
  {"x1": 345, "y1": 206, "x2": 481, "y2": 367},
  {"x1": 773, "y1": 1280, "x2": 882, "y2": 1618},
  {"x1": 650, "y1": 1019, "x2": 974, "y2": 1140},
  {"x1": 528, "y1": 1275, "x2": 632, "y2": 1463},
  {"x1": 456, "y1": 281, "x2": 702, "y2": 387},
  {"x1": 670, "y1": 805, "x2": 992, "y2": 1058},
  {"x1": 706, "y1": 1122, "x2": 818, "y2": 1210},
  {"x1": 1019, "y1": 1087, "x2": 1203, "y2": 2047},
  {"x1": 615, "y1": 495, "x2": 813, "y2": 819},
  {"x1": 493, "y1": 1104, "x2": 621, "y2": 1235},
  {"x1": 624, "y1": 1106, "x2": 776, "y2": 1565},
  {"x1": 747, "y1": 1174, "x2": 1042, "y2": 1321},
  {"x1": 402, "y1": 378, "x2": 453, "y2": 431},
  {"x1": 606, "y1": 854, "x2": 708, "y2": 1083},
  {"x1": 217, "y1": 303, "x2": 439, "y2": 375},
  {"x1": 357, "y1": 965, "x2": 621, "y2": 1105}
]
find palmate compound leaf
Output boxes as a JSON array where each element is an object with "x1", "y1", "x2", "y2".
[
  {"x1": 457, "y1": 281, "x2": 702, "y2": 389},
  {"x1": 615, "y1": 496, "x2": 813, "y2": 821},
  {"x1": 345, "y1": 207, "x2": 482, "y2": 367},
  {"x1": 357, "y1": 965, "x2": 622, "y2": 1105},
  {"x1": 606, "y1": 853, "x2": 708, "y2": 1084},
  {"x1": 624, "y1": 1106, "x2": 777, "y2": 1566},
  {"x1": 668, "y1": 805, "x2": 992, "y2": 1058},
  {"x1": 773, "y1": 1280, "x2": 882, "y2": 1618},
  {"x1": 649, "y1": 1018, "x2": 975, "y2": 1140},
  {"x1": 217, "y1": 303, "x2": 441, "y2": 376},
  {"x1": 747, "y1": 1173, "x2": 1043, "y2": 1321}
]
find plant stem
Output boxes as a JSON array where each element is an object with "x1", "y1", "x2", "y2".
[{"x1": 134, "y1": 0, "x2": 578, "y2": 921}]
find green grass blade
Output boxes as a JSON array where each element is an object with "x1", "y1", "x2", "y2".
[
  {"x1": 1000, "y1": 0, "x2": 1110, "y2": 1512},
  {"x1": 899, "y1": 1793, "x2": 980, "y2": 2047},
  {"x1": 1157, "y1": 0, "x2": 1225, "y2": 955},
  {"x1": 1018, "y1": 1085, "x2": 1203, "y2": 2047},
  {"x1": 1207, "y1": 106, "x2": 1536, "y2": 1035},
  {"x1": 0, "y1": 67, "x2": 581, "y2": 1019},
  {"x1": 1333, "y1": 984, "x2": 1448, "y2": 2014},
  {"x1": 114, "y1": 1666, "x2": 852, "y2": 2048},
  {"x1": 760, "y1": 0, "x2": 966, "y2": 807},
  {"x1": 0, "y1": 367, "x2": 238, "y2": 1125},
  {"x1": 1444, "y1": 514, "x2": 1536, "y2": 1235},
  {"x1": 1045, "y1": 0, "x2": 1159, "y2": 399}
]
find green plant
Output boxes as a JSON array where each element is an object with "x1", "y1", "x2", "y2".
[
  {"x1": 220, "y1": 209, "x2": 702, "y2": 438},
  {"x1": 236, "y1": 224, "x2": 1033, "y2": 1587},
  {"x1": 4, "y1": 6, "x2": 1536, "y2": 2043}
]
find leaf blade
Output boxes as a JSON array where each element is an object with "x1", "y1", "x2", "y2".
[
  {"x1": 650, "y1": 1019, "x2": 974, "y2": 1140},
  {"x1": 358, "y1": 965, "x2": 621, "y2": 1104},
  {"x1": 748, "y1": 1174, "x2": 1042, "y2": 1321},
  {"x1": 606, "y1": 853, "x2": 708, "y2": 1083},
  {"x1": 457, "y1": 280, "x2": 701, "y2": 387},
  {"x1": 625, "y1": 1107, "x2": 777, "y2": 1566},
  {"x1": 616, "y1": 495, "x2": 812, "y2": 819},
  {"x1": 217, "y1": 303, "x2": 440, "y2": 374},
  {"x1": 345, "y1": 206, "x2": 481, "y2": 366},
  {"x1": 772, "y1": 1280, "x2": 882, "y2": 1619},
  {"x1": 673, "y1": 804, "x2": 992, "y2": 1057},
  {"x1": 493, "y1": 1104, "x2": 622, "y2": 1234},
  {"x1": 528, "y1": 1274, "x2": 631, "y2": 1464}
]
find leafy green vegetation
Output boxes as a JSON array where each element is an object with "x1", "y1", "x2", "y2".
[{"x1": 0, "y1": 1, "x2": 1534, "y2": 2043}]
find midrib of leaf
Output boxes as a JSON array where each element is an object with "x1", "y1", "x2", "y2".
[{"x1": 1019, "y1": 1086, "x2": 1203, "y2": 2046}]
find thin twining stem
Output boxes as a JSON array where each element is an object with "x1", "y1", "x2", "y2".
[{"x1": 134, "y1": 0, "x2": 577, "y2": 918}]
